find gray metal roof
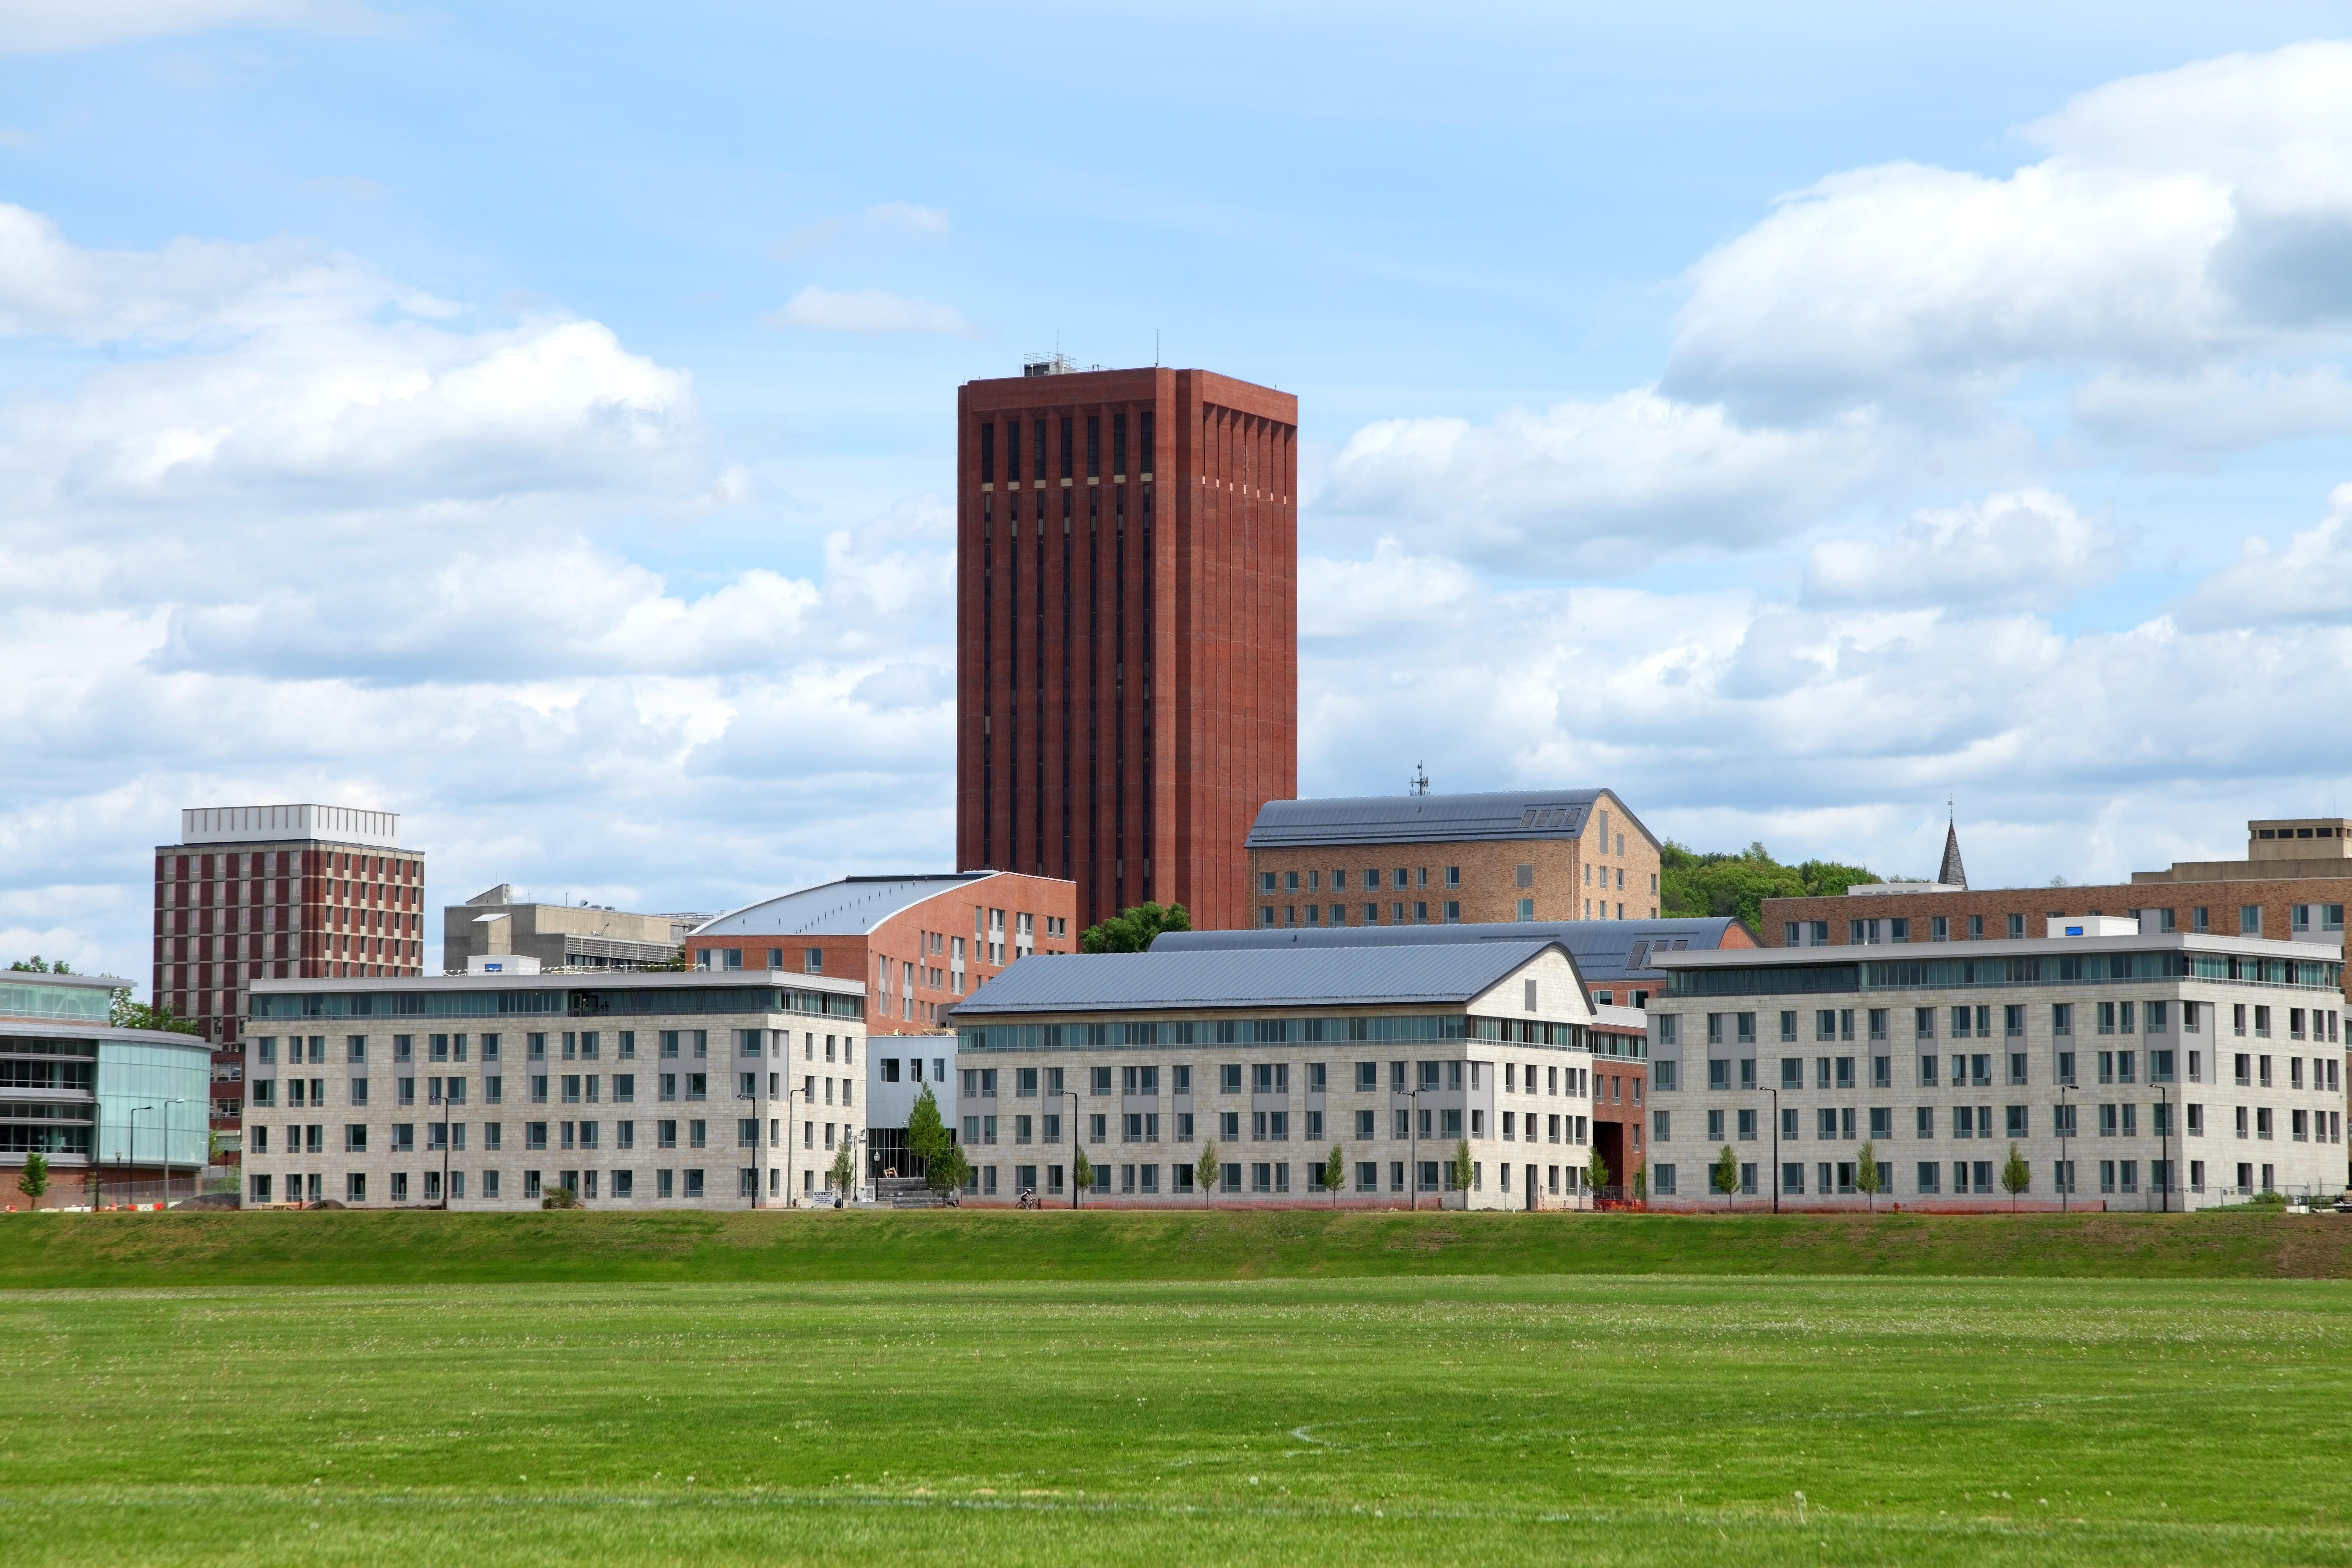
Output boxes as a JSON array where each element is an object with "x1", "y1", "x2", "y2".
[
  {"x1": 251, "y1": 969, "x2": 864, "y2": 997},
  {"x1": 1245, "y1": 789, "x2": 1655, "y2": 848},
  {"x1": 949, "y1": 940, "x2": 1571, "y2": 1016},
  {"x1": 693, "y1": 873, "x2": 998, "y2": 939},
  {"x1": 1154, "y1": 917, "x2": 1745, "y2": 985}
]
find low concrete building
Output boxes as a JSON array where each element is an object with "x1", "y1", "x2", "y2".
[
  {"x1": 2, "y1": 969, "x2": 213, "y2": 1208},
  {"x1": 947, "y1": 939, "x2": 1608, "y2": 1207},
  {"x1": 1644, "y1": 922, "x2": 2347, "y2": 1209},
  {"x1": 442, "y1": 886, "x2": 705, "y2": 974},
  {"x1": 1243, "y1": 789, "x2": 1662, "y2": 930},
  {"x1": 687, "y1": 871, "x2": 1075, "y2": 1034},
  {"x1": 241, "y1": 969, "x2": 867, "y2": 1209}
]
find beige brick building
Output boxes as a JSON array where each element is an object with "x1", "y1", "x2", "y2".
[
  {"x1": 948, "y1": 937, "x2": 1613, "y2": 1207},
  {"x1": 1646, "y1": 920, "x2": 2347, "y2": 1208},
  {"x1": 1242, "y1": 789, "x2": 1660, "y2": 931},
  {"x1": 242, "y1": 970, "x2": 868, "y2": 1209}
]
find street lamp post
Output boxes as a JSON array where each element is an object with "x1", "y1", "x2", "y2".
[
  {"x1": 783, "y1": 1085, "x2": 804, "y2": 1207},
  {"x1": 2059, "y1": 1083, "x2": 2071, "y2": 1214},
  {"x1": 1393, "y1": 1081, "x2": 1419, "y2": 1211},
  {"x1": 1766, "y1": 1085, "x2": 1780, "y2": 1215},
  {"x1": 2159, "y1": 1083, "x2": 2172, "y2": 1215},
  {"x1": 130, "y1": 1106, "x2": 152, "y2": 1209},
  {"x1": 164, "y1": 1097, "x2": 186, "y2": 1209},
  {"x1": 1065, "y1": 1089, "x2": 1080, "y2": 1209}
]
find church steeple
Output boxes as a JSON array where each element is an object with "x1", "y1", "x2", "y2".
[{"x1": 1937, "y1": 809, "x2": 1968, "y2": 890}]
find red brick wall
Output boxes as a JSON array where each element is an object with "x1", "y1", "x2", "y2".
[
  {"x1": 154, "y1": 841, "x2": 426, "y2": 1142},
  {"x1": 686, "y1": 874, "x2": 1076, "y2": 1035},
  {"x1": 955, "y1": 369, "x2": 1297, "y2": 935}
]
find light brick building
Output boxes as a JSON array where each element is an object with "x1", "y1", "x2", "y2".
[
  {"x1": 1645, "y1": 919, "x2": 2347, "y2": 1209},
  {"x1": 947, "y1": 938, "x2": 1610, "y2": 1207},
  {"x1": 242, "y1": 969, "x2": 867, "y2": 1209},
  {"x1": 1149, "y1": 918, "x2": 1744, "y2": 1195},
  {"x1": 155, "y1": 805, "x2": 428, "y2": 1153},
  {"x1": 686, "y1": 871, "x2": 1074, "y2": 1034},
  {"x1": 1243, "y1": 790, "x2": 1660, "y2": 931}
]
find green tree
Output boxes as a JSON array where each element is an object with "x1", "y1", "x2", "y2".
[
  {"x1": 2000, "y1": 1143, "x2": 2032, "y2": 1210},
  {"x1": 1632, "y1": 1166, "x2": 1646, "y2": 1202},
  {"x1": 1452, "y1": 1138, "x2": 1473, "y2": 1202},
  {"x1": 8, "y1": 956, "x2": 72, "y2": 973},
  {"x1": 1197, "y1": 1140, "x2": 1220, "y2": 1208},
  {"x1": 929, "y1": 1139, "x2": 971, "y2": 1201},
  {"x1": 908, "y1": 1086, "x2": 969, "y2": 1197},
  {"x1": 829, "y1": 1140, "x2": 856, "y2": 1199},
  {"x1": 1712, "y1": 1144, "x2": 1740, "y2": 1210},
  {"x1": 906, "y1": 1084, "x2": 950, "y2": 1179},
  {"x1": 1078, "y1": 901, "x2": 1193, "y2": 954},
  {"x1": 1659, "y1": 842, "x2": 1883, "y2": 930},
  {"x1": 1073, "y1": 1145, "x2": 1092, "y2": 1206},
  {"x1": 1584, "y1": 1145, "x2": 1612, "y2": 1203},
  {"x1": 108, "y1": 990, "x2": 200, "y2": 1035},
  {"x1": 1324, "y1": 1143, "x2": 1345, "y2": 1206},
  {"x1": 17, "y1": 1150, "x2": 48, "y2": 1209},
  {"x1": 1856, "y1": 1140, "x2": 1881, "y2": 1211}
]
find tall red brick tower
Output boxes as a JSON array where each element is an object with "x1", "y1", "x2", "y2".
[{"x1": 956, "y1": 361, "x2": 1297, "y2": 933}]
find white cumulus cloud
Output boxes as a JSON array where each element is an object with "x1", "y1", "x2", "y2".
[
  {"x1": 1803, "y1": 490, "x2": 2118, "y2": 611},
  {"x1": 1663, "y1": 41, "x2": 2352, "y2": 425},
  {"x1": 1317, "y1": 389, "x2": 1880, "y2": 575}
]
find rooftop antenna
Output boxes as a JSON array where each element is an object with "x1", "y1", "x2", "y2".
[{"x1": 1410, "y1": 761, "x2": 1430, "y2": 797}]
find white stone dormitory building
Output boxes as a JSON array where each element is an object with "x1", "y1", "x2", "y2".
[
  {"x1": 944, "y1": 936, "x2": 1621, "y2": 1206},
  {"x1": 1644, "y1": 916, "x2": 2347, "y2": 1208},
  {"x1": 240, "y1": 968, "x2": 868, "y2": 1208}
]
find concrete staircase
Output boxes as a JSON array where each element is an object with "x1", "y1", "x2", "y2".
[{"x1": 873, "y1": 1176, "x2": 948, "y2": 1209}]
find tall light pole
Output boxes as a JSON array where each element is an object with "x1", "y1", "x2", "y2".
[
  {"x1": 1065, "y1": 1088, "x2": 1081, "y2": 1208},
  {"x1": 1765, "y1": 1085, "x2": 1781, "y2": 1215},
  {"x1": 782, "y1": 1084, "x2": 805, "y2": 1207},
  {"x1": 2159, "y1": 1083, "x2": 2172, "y2": 1215},
  {"x1": 164, "y1": 1097, "x2": 186, "y2": 1208},
  {"x1": 130, "y1": 1106, "x2": 153, "y2": 1208},
  {"x1": 2059, "y1": 1082, "x2": 2071, "y2": 1214},
  {"x1": 1393, "y1": 1079, "x2": 1420, "y2": 1211}
]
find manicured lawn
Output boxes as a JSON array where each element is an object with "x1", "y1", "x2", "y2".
[
  {"x1": 5, "y1": 1272, "x2": 2352, "y2": 1565},
  {"x1": 3, "y1": 1204, "x2": 2350, "y2": 1288}
]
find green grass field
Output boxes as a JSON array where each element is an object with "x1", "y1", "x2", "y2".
[
  {"x1": 6, "y1": 1211, "x2": 2352, "y2": 1565},
  {"x1": 4, "y1": 1204, "x2": 2351, "y2": 1288}
]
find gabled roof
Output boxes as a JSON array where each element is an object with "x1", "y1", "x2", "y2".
[
  {"x1": 1245, "y1": 789, "x2": 1654, "y2": 849},
  {"x1": 1153, "y1": 917, "x2": 1745, "y2": 985},
  {"x1": 949, "y1": 939, "x2": 1575, "y2": 1016},
  {"x1": 693, "y1": 874, "x2": 996, "y2": 940}
]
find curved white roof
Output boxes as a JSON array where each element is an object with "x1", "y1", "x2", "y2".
[{"x1": 693, "y1": 873, "x2": 1000, "y2": 939}]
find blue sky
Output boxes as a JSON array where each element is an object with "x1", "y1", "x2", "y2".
[{"x1": 7, "y1": 2, "x2": 2352, "y2": 985}]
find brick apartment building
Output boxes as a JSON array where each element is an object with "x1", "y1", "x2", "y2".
[
  {"x1": 685, "y1": 871, "x2": 1075, "y2": 1034},
  {"x1": 1764, "y1": 818, "x2": 2352, "y2": 983},
  {"x1": 955, "y1": 358, "x2": 1297, "y2": 934},
  {"x1": 155, "y1": 805, "x2": 427, "y2": 1153},
  {"x1": 1242, "y1": 789, "x2": 1660, "y2": 930}
]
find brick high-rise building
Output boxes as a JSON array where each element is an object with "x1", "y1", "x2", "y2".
[
  {"x1": 155, "y1": 805, "x2": 428, "y2": 1151},
  {"x1": 955, "y1": 360, "x2": 1297, "y2": 933}
]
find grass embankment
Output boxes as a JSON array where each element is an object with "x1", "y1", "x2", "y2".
[
  {"x1": 2, "y1": 1204, "x2": 2347, "y2": 1288},
  {"x1": 5, "y1": 1275, "x2": 2351, "y2": 1566}
]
